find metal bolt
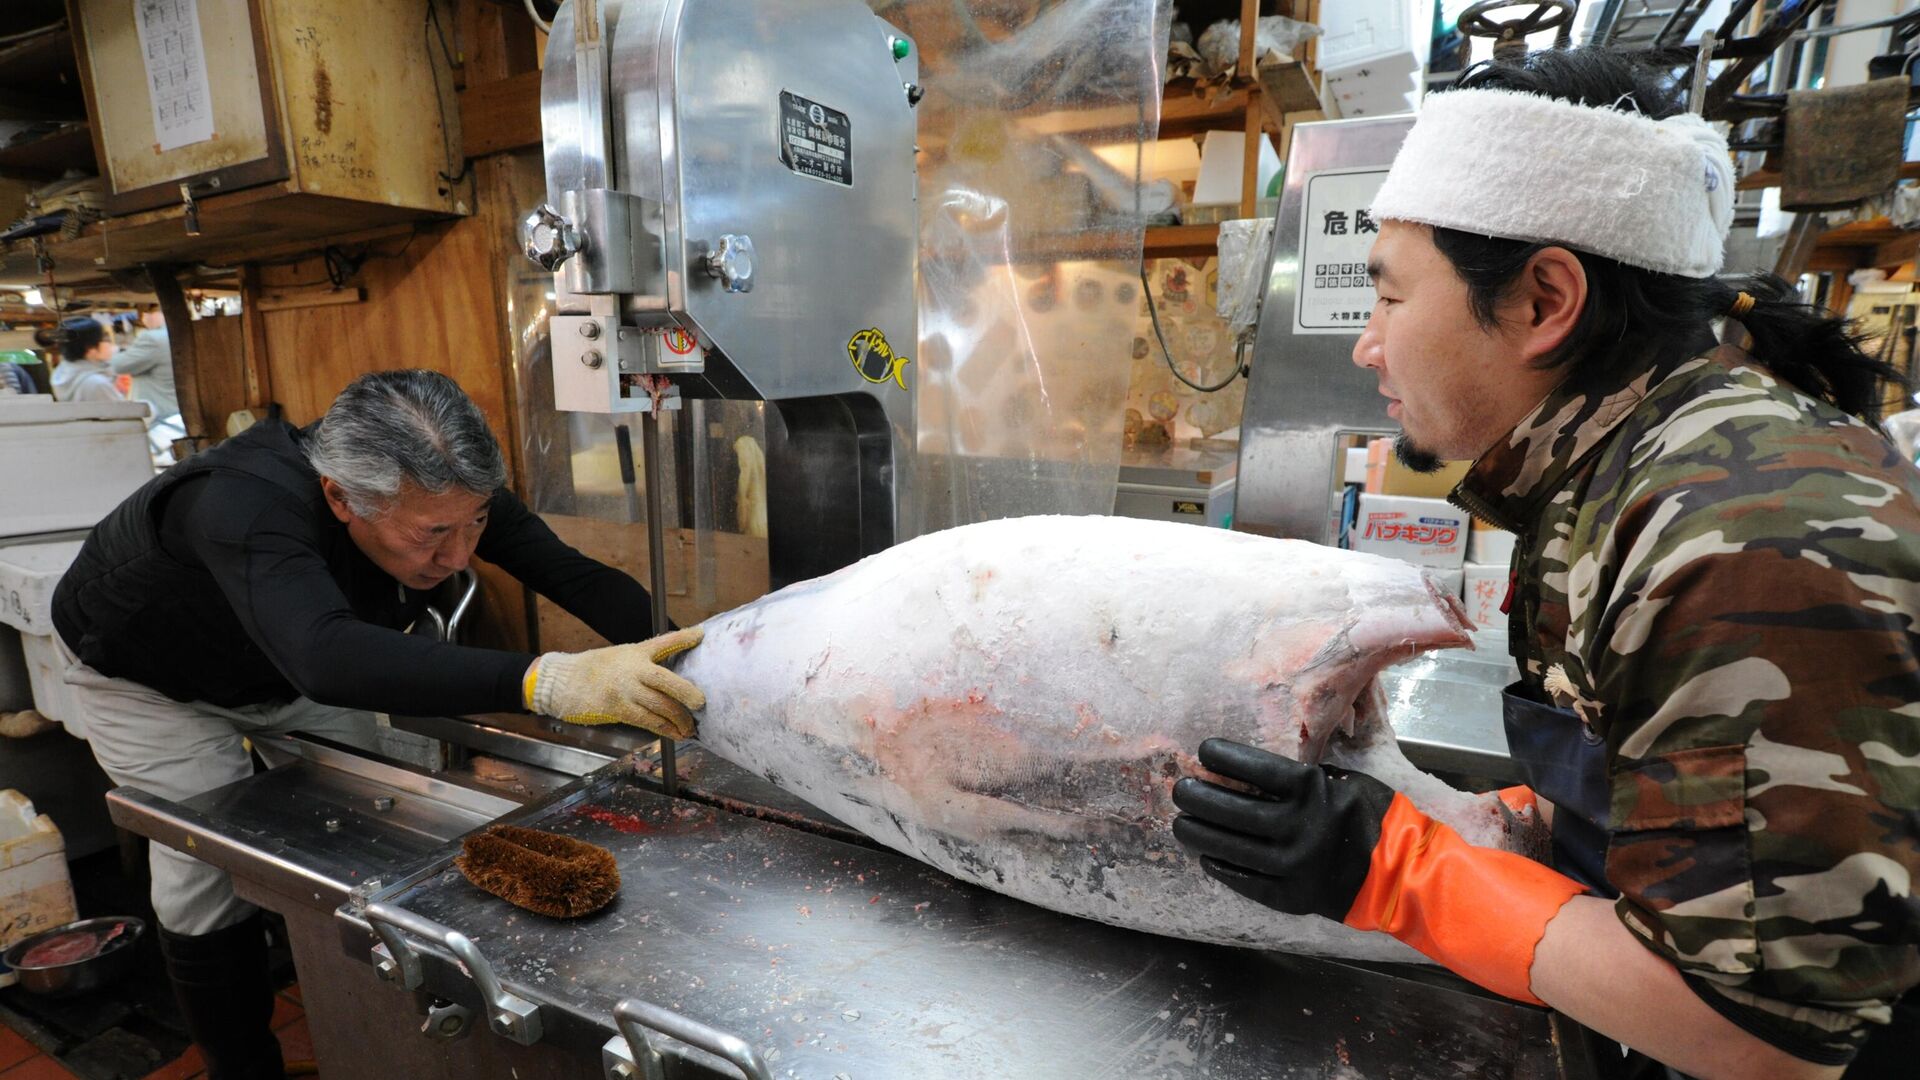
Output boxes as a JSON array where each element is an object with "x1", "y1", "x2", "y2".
[
  {"x1": 582, "y1": 349, "x2": 604, "y2": 369},
  {"x1": 374, "y1": 957, "x2": 397, "y2": 980},
  {"x1": 324, "y1": 817, "x2": 341, "y2": 832},
  {"x1": 579, "y1": 321, "x2": 601, "y2": 340},
  {"x1": 372, "y1": 796, "x2": 395, "y2": 811},
  {"x1": 608, "y1": 1065, "x2": 637, "y2": 1080}
]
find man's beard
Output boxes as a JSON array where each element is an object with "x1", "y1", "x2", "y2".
[{"x1": 1393, "y1": 433, "x2": 1445, "y2": 474}]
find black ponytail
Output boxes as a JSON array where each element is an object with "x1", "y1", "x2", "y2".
[{"x1": 1431, "y1": 49, "x2": 1897, "y2": 419}]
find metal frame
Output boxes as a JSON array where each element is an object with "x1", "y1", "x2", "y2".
[{"x1": 365, "y1": 902, "x2": 544, "y2": 1045}]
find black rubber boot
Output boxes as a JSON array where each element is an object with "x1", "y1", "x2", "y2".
[{"x1": 156, "y1": 914, "x2": 287, "y2": 1080}]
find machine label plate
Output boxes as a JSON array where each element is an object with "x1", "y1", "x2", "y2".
[
  {"x1": 1294, "y1": 167, "x2": 1389, "y2": 335},
  {"x1": 779, "y1": 91, "x2": 853, "y2": 187}
]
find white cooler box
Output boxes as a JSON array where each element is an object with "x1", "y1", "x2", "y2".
[
  {"x1": 0, "y1": 541, "x2": 86, "y2": 729},
  {"x1": 0, "y1": 397, "x2": 153, "y2": 537},
  {"x1": 0, "y1": 396, "x2": 155, "y2": 732}
]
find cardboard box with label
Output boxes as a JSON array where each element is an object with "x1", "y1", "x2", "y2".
[
  {"x1": 1352, "y1": 493, "x2": 1467, "y2": 569},
  {"x1": 1467, "y1": 523, "x2": 1516, "y2": 565},
  {"x1": 1462, "y1": 562, "x2": 1508, "y2": 630}
]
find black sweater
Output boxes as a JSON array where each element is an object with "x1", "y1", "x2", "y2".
[{"x1": 52, "y1": 420, "x2": 652, "y2": 714}]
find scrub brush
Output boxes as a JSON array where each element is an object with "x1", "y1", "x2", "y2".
[{"x1": 455, "y1": 824, "x2": 620, "y2": 918}]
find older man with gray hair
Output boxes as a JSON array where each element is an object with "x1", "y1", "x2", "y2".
[{"x1": 52, "y1": 369, "x2": 702, "y2": 1080}]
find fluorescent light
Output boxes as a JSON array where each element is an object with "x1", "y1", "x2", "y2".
[{"x1": 21, "y1": 288, "x2": 41, "y2": 307}]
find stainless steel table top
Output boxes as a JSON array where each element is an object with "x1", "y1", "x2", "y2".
[{"x1": 344, "y1": 760, "x2": 1581, "y2": 1079}]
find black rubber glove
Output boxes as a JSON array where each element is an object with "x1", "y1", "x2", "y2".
[{"x1": 1170, "y1": 737, "x2": 1398, "y2": 920}]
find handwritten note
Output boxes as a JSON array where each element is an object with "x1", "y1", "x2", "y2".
[{"x1": 134, "y1": 0, "x2": 215, "y2": 152}]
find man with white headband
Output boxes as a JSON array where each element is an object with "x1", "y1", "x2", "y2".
[{"x1": 1174, "y1": 49, "x2": 1917, "y2": 1078}]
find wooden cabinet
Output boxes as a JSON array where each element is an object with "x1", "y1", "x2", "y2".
[
  {"x1": 14, "y1": 0, "x2": 467, "y2": 279},
  {"x1": 72, "y1": 0, "x2": 462, "y2": 215}
]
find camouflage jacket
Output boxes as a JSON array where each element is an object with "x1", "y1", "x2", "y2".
[{"x1": 1450, "y1": 324, "x2": 1920, "y2": 1062}]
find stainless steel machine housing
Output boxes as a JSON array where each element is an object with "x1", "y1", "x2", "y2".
[
  {"x1": 537, "y1": 0, "x2": 922, "y2": 584},
  {"x1": 1235, "y1": 115, "x2": 1415, "y2": 543}
]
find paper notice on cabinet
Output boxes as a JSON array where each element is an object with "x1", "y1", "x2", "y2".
[{"x1": 134, "y1": 0, "x2": 216, "y2": 152}]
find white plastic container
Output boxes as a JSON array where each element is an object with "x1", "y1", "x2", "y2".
[
  {"x1": 0, "y1": 541, "x2": 86, "y2": 730},
  {"x1": 0, "y1": 540, "x2": 83, "y2": 639},
  {"x1": 0, "y1": 398, "x2": 152, "y2": 536},
  {"x1": 16, "y1": 633, "x2": 80, "y2": 732},
  {"x1": 0, "y1": 789, "x2": 79, "y2": 988}
]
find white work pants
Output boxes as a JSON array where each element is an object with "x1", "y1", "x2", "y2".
[{"x1": 59, "y1": 639, "x2": 373, "y2": 935}]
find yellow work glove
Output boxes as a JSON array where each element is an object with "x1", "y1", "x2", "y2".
[{"x1": 523, "y1": 627, "x2": 706, "y2": 739}]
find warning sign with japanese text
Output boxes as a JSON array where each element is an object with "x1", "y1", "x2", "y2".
[{"x1": 1293, "y1": 167, "x2": 1389, "y2": 335}]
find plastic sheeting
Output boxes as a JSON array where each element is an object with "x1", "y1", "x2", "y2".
[
  {"x1": 1216, "y1": 216, "x2": 1276, "y2": 339},
  {"x1": 875, "y1": 0, "x2": 1171, "y2": 532}
]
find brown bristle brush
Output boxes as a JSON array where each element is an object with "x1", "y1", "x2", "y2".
[{"x1": 455, "y1": 824, "x2": 620, "y2": 918}]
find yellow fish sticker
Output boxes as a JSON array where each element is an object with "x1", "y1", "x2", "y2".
[{"x1": 847, "y1": 328, "x2": 911, "y2": 390}]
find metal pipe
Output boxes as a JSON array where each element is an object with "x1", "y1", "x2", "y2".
[
  {"x1": 641, "y1": 408, "x2": 677, "y2": 797},
  {"x1": 1791, "y1": 8, "x2": 1920, "y2": 41}
]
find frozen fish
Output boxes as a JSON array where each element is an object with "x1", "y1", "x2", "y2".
[{"x1": 677, "y1": 515, "x2": 1518, "y2": 959}]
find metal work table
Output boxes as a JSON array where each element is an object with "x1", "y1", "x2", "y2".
[
  {"x1": 103, "y1": 654, "x2": 1573, "y2": 1080},
  {"x1": 108, "y1": 737, "x2": 521, "y2": 913},
  {"x1": 340, "y1": 758, "x2": 1588, "y2": 1080},
  {"x1": 1383, "y1": 637, "x2": 1521, "y2": 784}
]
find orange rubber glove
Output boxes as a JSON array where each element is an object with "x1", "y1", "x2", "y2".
[
  {"x1": 1172, "y1": 739, "x2": 1586, "y2": 1005},
  {"x1": 1342, "y1": 791, "x2": 1587, "y2": 1003},
  {"x1": 1496, "y1": 784, "x2": 1537, "y2": 815}
]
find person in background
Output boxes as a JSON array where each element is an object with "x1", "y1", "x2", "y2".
[
  {"x1": 112, "y1": 304, "x2": 179, "y2": 424},
  {"x1": 0, "y1": 359, "x2": 29, "y2": 395},
  {"x1": 1881, "y1": 393, "x2": 1920, "y2": 465},
  {"x1": 49, "y1": 316, "x2": 126, "y2": 404}
]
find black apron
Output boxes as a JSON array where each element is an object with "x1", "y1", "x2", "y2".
[
  {"x1": 1501, "y1": 680, "x2": 1614, "y2": 895},
  {"x1": 1500, "y1": 683, "x2": 1918, "y2": 1076}
]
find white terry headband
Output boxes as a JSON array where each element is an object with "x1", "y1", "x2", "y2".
[{"x1": 1369, "y1": 88, "x2": 1735, "y2": 279}]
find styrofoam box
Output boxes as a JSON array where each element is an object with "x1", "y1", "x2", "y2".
[
  {"x1": 0, "y1": 789, "x2": 78, "y2": 971},
  {"x1": 1429, "y1": 567, "x2": 1463, "y2": 599},
  {"x1": 1322, "y1": 53, "x2": 1419, "y2": 90},
  {"x1": 1321, "y1": 53, "x2": 1422, "y2": 119},
  {"x1": 0, "y1": 541, "x2": 88, "y2": 730},
  {"x1": 0, "y1": 540, "x2": 84, "y2": 637},
  {"x1": 1352, "y1": 493, "x2": 1468, "y2": 569},
  {"x1": 1318, "y1": 0, "x2": 1430, "y2": 72},
  {"x1": 0, "y1": 397, "x2": 153, "y2": 536},
  {"x1": 1463, "y1": 562, "x2": 1508, "y2": 629},
  {"x1": 1337, "y1": 90, "x2": 1419, "y2": 118},
  {"x1": 17, "y1": 631, "x2": 79, "y2": 729},
  {"x1": 1467, "y1": 527, "x2": 1517, "y2": 566}
]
